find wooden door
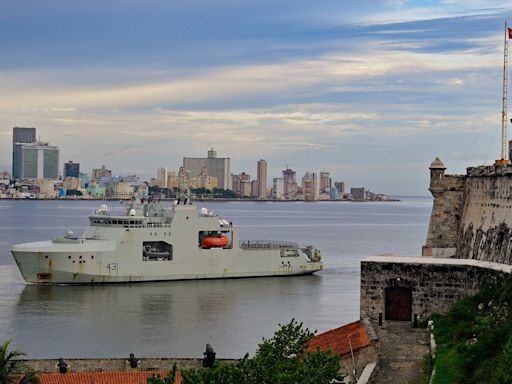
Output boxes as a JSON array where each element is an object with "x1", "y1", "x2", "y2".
[{"x1": 385, "y1": 287, "x2": 412, "y2": 321}]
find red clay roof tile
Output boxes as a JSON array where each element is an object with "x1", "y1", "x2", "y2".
[
  {"x1": 34, "y1": 370, "x2": 182, "y2": 384},
  {"x1": 307, "y1": 320, "x2": 371, "y2": 356}
]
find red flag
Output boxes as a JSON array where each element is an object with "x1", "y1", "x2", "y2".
[{"x1": 508, "y1": 27, "x2": 512, "y2": 39}]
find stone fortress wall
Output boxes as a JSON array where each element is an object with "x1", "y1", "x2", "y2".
[
  {"x1": 361, "y1": 159, "x2": 512, "y2": 323},
  {"x1": 423, "y1": 159, "x2": 512, "y2": 263},
  {"x1": 360, "y1": 256, "x2": 511, "y2": 322}
]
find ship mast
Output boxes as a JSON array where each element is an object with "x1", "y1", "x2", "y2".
[{"x1": 496, "y1": 21, "x2": 511, "y2": 164}]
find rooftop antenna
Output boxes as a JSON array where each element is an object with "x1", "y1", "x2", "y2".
[{"x1": 496, "y1": 21, "x2": 512, "y2": 165}]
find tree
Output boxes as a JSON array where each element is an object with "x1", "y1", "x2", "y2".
[
  {"x1": 148, "y1": 364, "x2": 178, "y2": 384},
  {"x1": 0, "y1": 341, "x2": 39, "y2": 384},
  {"x1": 149, "y1": 319, "x2": 343, "y2": 384},
  {"x1": 244, "y1": 319, "x2": 342, "y2": 384}
]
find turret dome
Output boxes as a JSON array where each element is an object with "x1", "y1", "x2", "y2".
[{"x1": 429, "y1": 157, "x2": 446, "y2": 170}]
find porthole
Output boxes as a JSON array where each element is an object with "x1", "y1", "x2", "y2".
[
  {"x1": 45, "y1": 255, "x2": 48, "y2": 259},
  {"x1": 72, "y1": 260, "x2": 76, "y2": 263},
  {"x1": 79, "y1": 255, "x2": 83, "y2": 259},
  {"x1": 68, "y1": 256, "x2": 71, "y2": 259},
  {"x1": 91, "y1": 255, "x2": 94, "y2": 259}
]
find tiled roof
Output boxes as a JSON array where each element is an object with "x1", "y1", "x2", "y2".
[
  {"x1": 34, "y1": 370, "x2": 182, "y2": 384},
  {"x1": 307, "y1": 320, "x2": 371, "y2": 356}
]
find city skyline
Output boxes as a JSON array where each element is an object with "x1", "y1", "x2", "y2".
[{"x1": 2, "y1": 2, "x2": 512, "y2": 194}]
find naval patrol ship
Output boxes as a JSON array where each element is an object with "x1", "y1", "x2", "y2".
[{"x1": 11, "y1": 194, "x2": 323, "y2": 284}]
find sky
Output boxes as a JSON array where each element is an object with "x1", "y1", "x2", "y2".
[{"x1": 2, "y1": 1, "x2": 512, "y2": 195}]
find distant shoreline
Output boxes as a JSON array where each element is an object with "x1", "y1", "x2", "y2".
[{"x1": 0, "y1": 197, "x2": 403, "y2": 202}]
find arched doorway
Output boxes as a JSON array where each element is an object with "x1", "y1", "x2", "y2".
[{"x1": 385, "y1": 286, "x2": 412, "y2": 321}]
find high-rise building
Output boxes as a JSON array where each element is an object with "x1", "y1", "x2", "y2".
[
  {"x1": 177, "y1": 166, "x2": 190, "y2": 191},
  {"x1": 282, "y1": 168, "x2": 297, "y2": 199},
  {"x1": 157, "y1": 167, "x2": 168, "y2": 188},
  {"x1": 17, "y1": 141, "x2": 59, "y2": 179},
  {"x1": 64, "y1": 161, "x2": 80, "y2": 178},
  {"x1": 232, "y1": 172, "x2": 251, "y2": 197},
  {"x1": 240, "y1": 172, "x2": 251, "y2": 197},
  {"x1": 195, "y1": 166, "x2": 218, "y2": 190},
  {"x1": 302, "y1": 172, "x2": 319, "y2": 200},
  {"x1": 319, "y1": 172, "x2": 331, "y2": 193},
  {"x1": 63, "y1": 177, "x2": 81, "y2": 191},
  {"x1": 351, "y1": 187, "x2": 366, "y2": 201},
  {"x1": 12, "y1": 127, "x2": 36, "y2": 178},
  {"x1": 257, "y1": 159, "x2": 267, "y2": 199},
  {"x1": 272, "y1": 178, "x2": 285, "y2": 199},
  {"x1": 334, "y1": 181, "x2": 345, "y2": 194},
  {"x1": 92, "y1": 165, "x2": 112, "y2": 180},
  {"x1": 251, "y1": 180, "x2": 258, "y2": 197},
  {"x1": 183, "y1": 147, "x2": 231, "y2": 190}
]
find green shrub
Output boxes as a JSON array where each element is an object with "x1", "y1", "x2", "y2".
[
  {"x1": 432, "y1": 276, "x2": 512, "y2": 384},
  {"x1": 149, "y1": 319, "x2": 343, "y2": 384}
]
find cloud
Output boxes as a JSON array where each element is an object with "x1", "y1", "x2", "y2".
[
  {"x1": 0, "y1": 40, "x2": 500, "y2": 115},
  {"x1": 1, "y1": 5, "x2": 511, "y2": 194}
]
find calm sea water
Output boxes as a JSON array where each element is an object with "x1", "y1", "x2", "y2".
[{"x1": 0, "y1": 197, "x2": 431, "y2": 358}]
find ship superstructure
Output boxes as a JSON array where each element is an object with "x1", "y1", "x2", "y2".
[{"x1": 11, "y1": 195, "x2": 323, "y2": 284}]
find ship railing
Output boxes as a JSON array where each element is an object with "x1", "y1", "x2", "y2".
[{"x1": 239, "y1": 240, "x2": 299, "y2": 250}]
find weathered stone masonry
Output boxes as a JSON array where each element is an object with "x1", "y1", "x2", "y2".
[
  {"x1": 423, "y1": 159, "x2": 512, "y2": 264},
  {"x1": 360, "y1": 256, "x2": 511, "y2": 321}
]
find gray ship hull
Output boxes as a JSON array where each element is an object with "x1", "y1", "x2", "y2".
[{"x1": 11, "y1": 197, "x2": 323, "y2": 284}]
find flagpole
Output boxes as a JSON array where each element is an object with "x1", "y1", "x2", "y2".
[{"x1": 497, "y1": 21, "x2": 510, "y2": 164}]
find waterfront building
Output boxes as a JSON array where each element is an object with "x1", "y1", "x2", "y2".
[
  {"x1": 272, "y1": 177, "x2": 285, "y2": 199},
  {"x1": 17, "y1": 141, "x2": 59, "y2": 179},
  {"x1": 282, "y1": 168, "x2": 297, "y2": 199},
  {"x1": 183, "y1": 147, "x2": 231, "y2": 190},
  {"x1": 330, "y1": 186, "x2": 339, "y2": 200},
  {"x1": 197, "y1": 167, "x2": 218, "y2": 190},
  {"x1": 240, "y1": 173, "x2": 251, "y2": 197},
  {"x1": 231, "y1": 172, "x2": 251, "y2": 197},
  {"x1": 334, "y1": 181, "x2": 345, "y2": 194},
  {"x1": 106, "y1": 181, "x2": 134, "y2": 199},
  {"x1": 319, "y1": 172, "x2": 331, "y2": 193},
  {"x1": 79, "y1": 173, "x2": 91, "y2": 188},
  {"x1": 231, "y1": 173, "x2": 240, "y2": 194},
  {"x1": 86, "y1": 182, "x2": 106, "y2": 198},
  {"x1": 302, "y1": 172, "x2": 319, "y2": 201},
  {"x1": 351, "y1": 187, "x2": 366, "y2": 201},
  {"x1": 92, "y1": 165, "x2": 112, "y2": 180},
  {"x1": 251, "y1": 180, "x2": 258, "y2": 197},
  {"x1": 257, "y1": 159, "x2": 267, "y2": 199},
  {"x1": 157, "y1": 167, "x2": 168, "y2": 188},
  {"x1": 37, "y1": 178, "x2": 57, "y2": 198},
  {"x1": 177, "y1": 166, "x2": 190, "y2": 191},
  {"x1": 167, "y1": 171, "x2": 179, "y2": 190},
  {"x1": 64, "y1": 161, "x2": 80, "y2": 178},
  {"x1": 63, "y1": 177, "x2": 81, "y2": 191},
  {"x1": 188, "y1": 167, "x2": 218, "y2": 190},
  {"x1": 12, "y1": 127, "x2": 36, "y2": 178}
]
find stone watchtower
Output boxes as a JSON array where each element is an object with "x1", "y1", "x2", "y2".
[{"x1": 422, "y1": 158, "x2": 465, "y2": 257}]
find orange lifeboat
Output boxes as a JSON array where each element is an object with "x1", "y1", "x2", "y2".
[{"x1": 202, "y1": 236, "x2": 229, "y2": 248}]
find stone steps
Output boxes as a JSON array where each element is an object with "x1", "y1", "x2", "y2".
[{"x1": 370, "y1": 321, "x2": 429, "y2": 384}]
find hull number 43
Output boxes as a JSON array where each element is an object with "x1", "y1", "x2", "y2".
[{"x1": 106, "y1": 263, "x2": 118, "y2": 271}]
